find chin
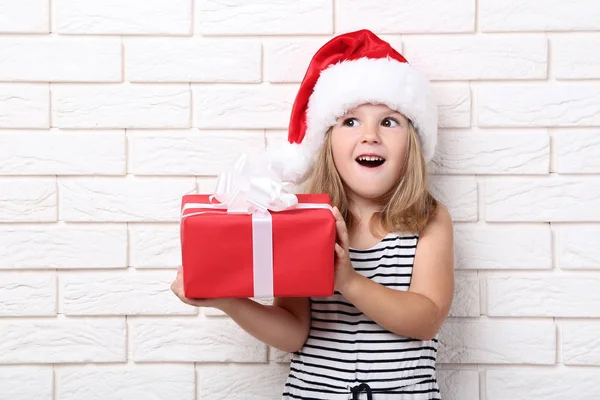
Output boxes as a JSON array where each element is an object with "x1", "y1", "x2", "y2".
[{"x1": 347, "y1": 183, "x2": 395, "y2": 201}]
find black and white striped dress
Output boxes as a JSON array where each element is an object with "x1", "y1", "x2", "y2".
[{"x1": 282, "y1": 233, "x2": 441, "y2": 400}]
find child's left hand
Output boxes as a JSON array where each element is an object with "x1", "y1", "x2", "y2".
[{"x1": 332, "y1": 206, "x2": 358, "y2": 293}]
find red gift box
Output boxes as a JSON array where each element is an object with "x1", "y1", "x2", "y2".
[{"x1": 180, "y1": 193, "x2": 336, "y2": 299}]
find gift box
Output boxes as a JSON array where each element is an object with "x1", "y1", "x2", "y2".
[{"x1": 180, "y1": 193, "x2": 336, "y2": 299}]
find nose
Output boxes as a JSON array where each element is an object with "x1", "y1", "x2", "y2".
[{"x1": 360, "y1": 123, "x2": 380, "y2": 144}]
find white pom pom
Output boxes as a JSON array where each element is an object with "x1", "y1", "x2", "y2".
[{"x1": 266, "y1": 140, "x2": 314, "y2": 184}]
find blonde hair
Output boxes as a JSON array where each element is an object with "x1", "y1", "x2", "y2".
[{"x1": 303, "y1": 121, "x2": 439, "y2": 236}]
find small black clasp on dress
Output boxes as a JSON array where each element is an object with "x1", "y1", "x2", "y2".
[{"x1": 350, "y1": 382, "x2": 373, "y2": 400}]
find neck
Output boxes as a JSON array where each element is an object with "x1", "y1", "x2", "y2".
[{"x1": 348, "y1": 195, "x2": 381, "y2": 229}]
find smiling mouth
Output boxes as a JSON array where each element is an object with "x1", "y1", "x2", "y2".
[{"x1": 356, "y1": 155, "x2": 385, "y2": 168}]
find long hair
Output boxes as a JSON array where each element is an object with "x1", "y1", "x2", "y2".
[{"x1": 303, "y1": 121, "x2": 439, "y2": 236}]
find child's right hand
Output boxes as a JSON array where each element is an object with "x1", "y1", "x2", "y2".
[{"x1": 170, "y1": 266, "x2": 231, "y2": 309}]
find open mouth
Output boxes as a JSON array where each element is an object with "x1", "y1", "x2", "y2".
[{"x1": 356, "y1": 155, "x2": 385, "y2": 168}]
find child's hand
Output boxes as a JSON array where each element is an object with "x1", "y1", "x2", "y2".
[
  {"x1": 171, "y1": 266, "x2": 230, "y2": 309},
  {"x1": 332, "y1": 207, "x2": 358, "y2": 294}
]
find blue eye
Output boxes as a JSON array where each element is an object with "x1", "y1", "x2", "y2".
[
  {"x1": 343, "y1": 118, "x2": 359, "y2": 127},
  {"x1": 382, "y1": 118, "x2": 399, "y2": 128}
]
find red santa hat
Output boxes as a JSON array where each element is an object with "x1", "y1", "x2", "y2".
[{"x1": 267, "y1": 29, "x2": 438, "y2": 184}]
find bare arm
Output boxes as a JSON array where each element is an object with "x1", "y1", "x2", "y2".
[
  {"x1": 171, "y1": 270, "x2": 311, "y2": 352},
  {"x1": 334, "y1": 205, "x2": 455, "y2": 340}
]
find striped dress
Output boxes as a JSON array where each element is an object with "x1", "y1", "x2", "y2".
[{"x1": 282, "y1": 232, "x2": 441, "y2": 400}]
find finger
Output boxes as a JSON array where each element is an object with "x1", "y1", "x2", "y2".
[
  {"x1": 335, "y1": 219, "x2": 349, "y2": 250},
  {"x1": 335, "y1": 243, "x2": 346, "y2": 259}
]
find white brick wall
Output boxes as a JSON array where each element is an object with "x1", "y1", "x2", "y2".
[{"x1": 0, "y1": 1, "x2": 598, "y2": 399}]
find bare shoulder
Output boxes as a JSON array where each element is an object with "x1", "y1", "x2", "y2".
[{"x1": 422, "y1": 202, "x2": 454, "y2": 239}]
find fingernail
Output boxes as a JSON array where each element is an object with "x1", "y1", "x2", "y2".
[{"x1": 177, "y1": 265, "x2": 182, "y2": 273}]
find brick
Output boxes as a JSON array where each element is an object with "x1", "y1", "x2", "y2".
[
  {"x1": 130, "y1": 318, "x2": 267, "y2": 362},
  {"x1": 53, "y1": 84, "x2": 190, "y2": 129},
  {"x1": 196, "y1": 364, "x2": 289, "y2": 400},
  {"x1": 437, "y1": 369, "x2": 479, "y2": 400},
  {"x1": 61, "y1": 270, "x2": 195, "y2": 316},
  {"x1": 197, "y1": 177, "x2": 219, "y2": 194},
  {"x1": 487, "y1": 369, "x2": 600, "y2": 400},
  {"x1": 562, "y1": 321, "x2": 600, "y2": 365},
  {"x1": 0, "y1": 178, "x2": 56, "y2": 222},
  {"x1": 454, "y1": 225, "x2": 552, "y2": 269},
  {"x1": 0, "y1": 84, "x2": 49, "y2": 128},
  {"x1": 0, "y1": 0, "x2": 49, "y2": 33},
  {"x1": 403, "y1": 35, "x2": 547, "y2": 80},
  {"x1": 263, "y1": 36, "x2": 402, "y2": 83},
  {"x1": 0, "y1": 131, "x2": 125, "y2": 175},
  {"x1": 488, "y1": 275, "x2": 600, "y2": 317},
  {"x1": 56, "y1": 0, "x2": 191, "y2": 35},
  {"x1": 270, "y1": 347, "x2": 290, "y2": 363},
  {"x1": 429, "y1": 176, "x2": 478, "y2": 222},
  {"x1": 192, "y1": 84, "x2": 296, "y2": 129},
  {"x1": 478, "y1": 85, "x2": 600, "y2": 128},
  {"x1": 430, "y1": 129, "x2": 549, "y2": 175},
  {"x1": 0, "y1": 272, "x2": 56, "y2": 316},
  {"x1": 59, "y1": 177, "x2": 195, "y2": 222},
  {"x1": 438, "y1": 319, "x2": 556, "y2": 364},
  {"x1": 0, "y1": 366, "x2": 53, "y2": 400},
  {"x1": 129, "y1": 130, "x2": 265, "y2": 175},
  {"x1": 126, "y1": 38, "x2": 260, "y2": 83},
  {"x1": 557, "y1": 226, "x2": 600, "y2": 270},
  {"x1": 554, "y1": 35, "x2": 600, "y2": 79},
  {"x1": 56, "y1": 365, "x2": 194, "y2": 400},
  {"x1": 0, "y1": 318, "x2": 125, "y2": 363},
  {"x1": 433, "y1": 84, "x2": 471, "y2": 128},
  {"x1": 485, "y1": 177, "x2": 600, "y2": 222},
  {"x1": 337, "y1": 0, "x2": 475, "y2": 33},
  {"x1": 554, "y1": 129, "x2": 600, "y2": 173},
  {"x1": 197, "y1": 0, "x2": 332, "y2": 35},
  {"x1": 449, "y1": 272, "x2": 480, "y2": 317},
  {"x1": 0, "y1": 225, "x2": 126, "y2": 269},
  {"x1": 481, "y1": 0, "x2": 600, "y2": 32},
  {"x1": 129, "y1": 224, "x2": 180, "y2": 268},
  {"x1": 0, "y1": 37, "x2": 121, "y2": 82}
]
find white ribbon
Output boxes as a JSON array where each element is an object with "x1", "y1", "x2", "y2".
[{"x1": 181, "y1": 154, "x2": 331, "y2": 298}]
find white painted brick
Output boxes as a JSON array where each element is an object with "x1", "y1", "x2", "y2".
[
  {"x1": 554, "y1": 35, "x2": 600, "y2": 79},
  {"x1": 196, "y1": 364, "x2": 289, "y2": 400},
  {"x1": 56, "y1": 365, "x2": 195, "y2": 400},
  {"x1": 449, "y1": 272, "x2": 480, "y2": 317},
  {"x1": 0, "y1": 178, "x2": 56, "y2": 222},
  {"x1": 487, "y1": 369, "x2": 600, "y2": 400},
  {"x1": 431, "y1": 129, "x2": 549, "y2": 175},
  {"x1": 53, "y1": 84, "x2": 190, "y2": 129},
  {"x1": 486, "y1": 177, "x2": 600, "y2": 222},
  {"x1": 197, "y1": 176, "x2": 219, "y2": 194},
  {"x1": 454, "y1": 225, "x2": 552, "y2": 270},
  {"x1": 130, "y1": 318, "x2": 267, "y2": 362},
  {"x1": 429, "y1": 176, "x2": 478, "y2": 222},
  {"x1": 263, "y1": 36, "x2": 403, "y2": 83},
  {"x1": 439, "y1": 319, "x2": 556, "y2": 364},
  {"x1": 557, "y1": 226, "x2": 600, "y2": 270},
  {"x1": 433, "y1": 84, "x2": 471, "y2": 128},
  {"x1": 0, "y1": 0, "x2": 49, "y2": 33},
  {"x1": 126, "y1": 38, "x2": 260, "y2": 83},
  {"x1": 0, "y1": 272, "x2": 56, "y2": 316},
  {"x1": 0, "y1": 84, "x2": 49, "y2": 128},
  {"x1": 270, "y1": 347, "x2": 290, "y2": 363},
  {"x1": 59, "y1": 177, "x2": 195, "y2": 222},
  {"x1": 0, "y1": 366, "x2": 53, "y2": 400},
  {"x1": 0, "y1": 37, "x2": 121, "y2": 82},
  {"x1": 337, "y1": 0, "x2": 475, "y2": 33},
  {"x1": 481, "y1": 0, "x2": 600, "y2": 32},
  {"x1": 488, "y1": 275, "x2": 600, "y2": 317},
  {"x1": 129, "y1": 224, "x2": 180, "y2": 268},
  {"x1": 562, "y1": 321, "x2": 600, "y2": 365},
  {"x1": 554, "y1": 129, "x2": 600, "y2": 173},
  {"x1": 129, "y1": 130, "x2": 265, "y2": 175},
  {"x1": 478, "y1": 85, "x2": 600, "y2": 128},
  {"x1": 0, "y1": 225, "x2": 126, "y2": 269},
  {"x1": 197, "y1": 0, "x2": 332, "y2": 35},
  {"x1": 0, "y1": 318, "x2": 126, "y2": 363},
  {"x1": 437, "y1": 369, "x2": 480, "y2": 400},
  {"x1": 61, "y1": 270, "x2": 195, "y2": 316},
  {"x1": 192, "y1": 84, "x2": 296, "y2": 129},
  {"x1": 403, "y1": 35, "x2": 547, "y2": 80},
  {"x1": 56, "y1": 0, "x2": 191, "y2": 35},
  {"x1": 0, "y1": 131, "x2": 125, "y2": 175}
]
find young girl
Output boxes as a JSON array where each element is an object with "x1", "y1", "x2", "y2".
[{"x1": 172, "y1": 29, "x2": 454, "y2": 400}]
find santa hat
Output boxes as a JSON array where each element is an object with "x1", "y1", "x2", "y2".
[{"x1": 266, "y1": 29, "x2": 438, "y2": 184}]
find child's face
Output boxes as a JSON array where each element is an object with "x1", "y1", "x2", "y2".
[{"x1": 330, "y1": 103, "x2": 409, "y2": 202}]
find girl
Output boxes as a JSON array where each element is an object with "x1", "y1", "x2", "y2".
[{"x1": 172, "y1": 29, "x2": 454, "y2": 400}]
